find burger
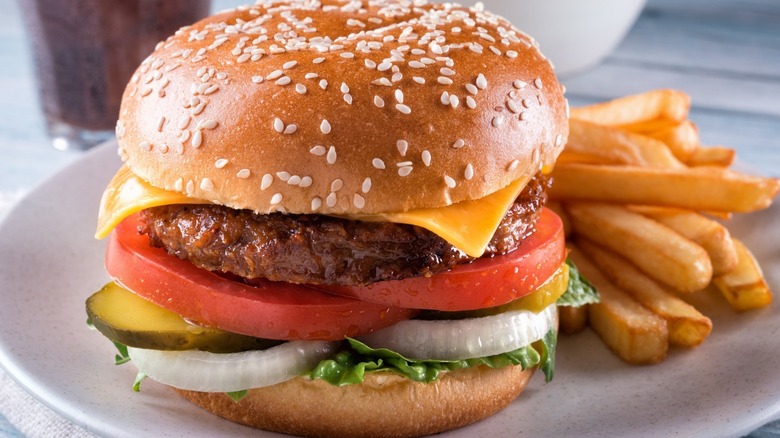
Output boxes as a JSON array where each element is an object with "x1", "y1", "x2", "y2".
[{"x1": 86, "y1": 1, "x2": 595, "y2": 436}]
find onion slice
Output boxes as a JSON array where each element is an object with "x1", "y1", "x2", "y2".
[
  {"x1": 357, "y1": 304, "x2": 557, "y2": 361},
  {"x1": 127, "y1": 340, "x2": 338, "y2": 392}
]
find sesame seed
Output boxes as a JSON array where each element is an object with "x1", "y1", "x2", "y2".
[
  {"x1": 305, "y1": 72, "x2": 318, "y2": 79},
  {"x1": 139, "y1": 141, "x2": 152, "y2": 151},
  {"x1": 476, "y1": 74, "x2": 488, "y2": 90},
  {"x1": 489, "y1": 46, "x2": 502, "y2": 56},
  {"x1": 237, "y1": 169, "x2": 251, "y2": 178},
  {"x1": 440, "y1": 67, "x2": 455, "y2": 76},
  {"x1": 392, "y1": 72, "x2": 403, "y2": 82},
  {"x1": 412, "y1": 48, "x2": 425, "y2": 55},
  {"x1": 340, "y1": 52, "x2": 355, "y2": 59},
  {"x1": 413, "y1": 76, "x2": 425, "y2": 84},
  {"x1": 513, "y1": 80, "x2": 527, "y2": 89},
  {"x1": 178, "y1": 115, "x2": 192, "y2": 130},
  {"x1": 261, "y1": 174, "x2": 273, "y2": 190},
  {"x1": 429, "y1": 42, "x2": 443, "y2": 55},
  {"x1": 186, "y1": 180, "x2": 195, "y2": 194},
  {"x1": 374, "y1": 95, "x2": 385, "y2": 108},
  {"x1": 276, "y1": 171, "x2": 291, "y2": 182},
  {"x1": 313, "y1": 57, "x2": 325, "y2": 64},
  {"x1": 331, "y1": 179, "x2": 344, "y2": 192},
  {"x1": 266, "y1": 69, "x2": 283, "y2": 80},
  {"x1": 507, "y1": 50, "x2": 518, "y2": 58},
  {"x1": 376, "y1": 77, "x2": 392, "y2": 86},
  {"x1": 364, "y1": 59, "x2": 377, "y2": 69},
  {"x1": 200, "y1": 178, "x2": 214, "y2": 191},
  {"x1": 326, "y1": 146, "x2": 337, "y2": 164},
  {"x1": 452, "y1": 139, "x2": 465, "y2": 149},
  {"x1": 288, "y1": 175, "x2": 301, "y2": 185},
  {"x1": 440, "y1": 91, "x2": 450, "y2": 105},
  {"x1": 395, "y1": 104, "x2": 411, "y2": 114},
  {"x1": 437, "y1": 76, "x2": 453, "y2": 85},
  {"x1": 378, "y1": 61, "x2": 392, "y2": 71},
  {"x1": 466, "y1": 96, "x2": 476, "y2": 109},
  {"x1": 311, "y1": 197, "x2": 322, "y2": 211},
  {"x1": 507, "y1": 159, "x2": 520, "y2": 172},
  {"x1": 408, "y1": 60, "x2": 425, "y2": 69},
  {"x1": 340, "y1": 82, "x2": 350, "y2": 94},
  {"x1": 464, "y1": 164, "x2": 474, "y2": 180},
  {"x1": 320, "y1": 119, "x2": 332, "y2": 134},
  {"x1": 507, "y1": 100, "x2": 520, "y2": 114},
  {"x1": 556, "y1": 134, "x2": 564, "y2": 147},
  {"x1": 372, "y1": 158, "x2": 386, "y2": 169},
  {"x1": 273, "y1": 118, "x2": 284, "y2": 133},
  {"x1": 201, "y1": 119, "x2": 218, "y2": 130},
  {"x1": 157, "y1": 143, "x2": 169, "y2": 154},
  {"x1": 319, "y1": 79, "x2": 328, "y2": 90},
  {"x1": 270, "y1": 193, "x2": 283, "y2": 205},
  {"x1": 276, "y1": 76, "x2": 291, "y2": 86},
  {"x1": 283, "y1": 124, "x2": 297, "y2": 134},
  {"x1": 394, "y1": 89, "x2": 404, "y2": 103},
  {"x1": 343, "y1": 94, "x2": 353, "y2": 105},
  {"x1": 421, "y1": 57, "x2": 435, "y2": 65},
  {"x1": 398, "y1": 166, "x2": 413, "y2": 177},
  {"x1": 310, "y1": 145, "x2": 326, "y2": 156},
  {"x1": 192, "y1": 130, "x2": 203, "y2": 148},
  {"x1": 353, "y1": 194, "x2": 366, "y2": 209},
  {"x1": 444, "y1": 175, "x2": 456, "y2": 188},
  {"x1": 362, "y1": 177, "x2": 372, "y2": 193},
  {"x1": 397, "y1": 140, "x2": 408, "y2": 156},
  {"x1": 449, "y1": 95, "x2": 460, "y2": 108},
  {"x1": 417, "y1": 150, "x2": 430, "y2": 168},
  {"x1": 174, "y1": 178, "x2": 183, "y2": 191},
  {"x1": 534, "y1": 78, "x2": 543, "y2": 89},
  {"x1": 283, "y1": 60, "x2": 298, "y2": 69},
  {"x1": 215, "y1": 158, "x2": 228, "y2": 169},
  {"x1": 522, "y1": 98, "x2": 533, "y2": 108},
  {"x1": 326, "y1": 192, "x2": 337, "y2": 207},
  {"x1": 519, "y1": 111, "x2": 528, "y2": 121},
  {"x1": 157, "y1": 116, "x2": 166, "y2": 132},
  {"x1": 396, "y1": 161, "x2": 413, "y2": 167},
  {"x1": 300, "y1": 176, "x2": 313, "y2": 187},
  {"x1": 295, "y1": 84, "x2": 307, "y2": 94},
  {"x1": 492, "y1": 115, "x2": 505, "y2": 127}
]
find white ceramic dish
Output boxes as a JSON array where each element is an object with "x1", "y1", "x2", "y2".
[{"x1": 0, "y1": 141, "x2": 779, "y2": 437}]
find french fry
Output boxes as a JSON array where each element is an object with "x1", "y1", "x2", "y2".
[
  {"x1": 570, "y1": 89, "x2": 690, "y2": 128},
  {"x1": 630, "y1": 206, "x2": 738, "y2": 276},
  {"x1": 577, "y1": 239, "x2": 713, "y2": 347},
  {"x1": 685, "y1": 146, "x2": 736, "y2": 167},
  {"x1": 713, "y1": 239, "x2": 773, "y2": 311},
  {"x1": 569, "y1": 247, "x2": 668, "y2": 364},
  {"x1": 550, "y1": 163, "x2": 780, "y2": 213},
  {"x1": 565, "y1": 203, "x2": 712, "y2": 293},
  {"x1": 559, "y1": 305, "x2": 589, "y2": 334},
  {"x1": 640, "y1": 120, "x2": 700, "y2": 161},
  {"x1": 567, "y1": 118, "x2": 685, "y2": 168}
]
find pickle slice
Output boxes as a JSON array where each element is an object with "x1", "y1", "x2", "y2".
[{"x1": 86, "y1": 282, "x2": 281, "y2": 353}]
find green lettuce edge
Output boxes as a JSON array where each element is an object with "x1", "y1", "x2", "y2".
[
  {"x1": 309, "y1": 329, "x2": 556, "y2": 387},
  {"x1": 556, "y1": 259, "x2": 600, "y2": 307}
]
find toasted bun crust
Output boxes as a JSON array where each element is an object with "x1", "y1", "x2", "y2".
[
  {"x1": 175, "y1": 365, "x2": 533, "y2": 438},
  {"x1": 116, "y1": 0, "x2": 568, "y2": 214}
]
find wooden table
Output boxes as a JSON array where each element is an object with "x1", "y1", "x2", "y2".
[{"x1": 0, "y1": 0, "x2": 778, "y2": 436}]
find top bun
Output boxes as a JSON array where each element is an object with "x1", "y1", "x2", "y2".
[{"x1": 116, "y1": 0, "x2": 568, "y2": 215}]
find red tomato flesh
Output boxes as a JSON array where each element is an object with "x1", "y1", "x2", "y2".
[
  {"x1": 106, "y1": 214, "x2": 417, "y2": 341},
  {"x1": 313, "y1": 208, "x2": 566, "y2": 311}
]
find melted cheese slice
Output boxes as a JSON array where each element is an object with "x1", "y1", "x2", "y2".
[{"x1": 95, "y1": 166, "x2": 528, "y2": 257}]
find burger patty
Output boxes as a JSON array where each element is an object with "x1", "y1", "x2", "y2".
[{"x1": 140, "y1": 174, "x2": 550, "y2": 286}]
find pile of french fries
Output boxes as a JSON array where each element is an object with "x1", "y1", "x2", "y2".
[{"x1": 550, "y1": 89, "x2": 780, "y2": 364}]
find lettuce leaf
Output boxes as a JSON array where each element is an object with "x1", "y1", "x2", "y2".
[
  {"x1": 309, "y1": 329, "x2": 556, "y2": 386},
  {"x1": 557, "y1": 259, "x2": 600, "y2": 307}
]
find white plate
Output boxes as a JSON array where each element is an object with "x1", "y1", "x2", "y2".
[{"x1": 0, "y1": 141, "x2": 778, "y2": 438}]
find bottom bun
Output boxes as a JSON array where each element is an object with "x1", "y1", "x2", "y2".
[{"x1": 174, "y1": 364, "x2": 534, "y2": 438}]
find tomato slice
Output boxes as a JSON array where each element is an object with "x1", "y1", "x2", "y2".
[
  {"x1": 314, "y1": 208, "x2": 566, "y2": 311},
  {"x1": 106, "y1": 214, "x2": 417, "y2": 341}
]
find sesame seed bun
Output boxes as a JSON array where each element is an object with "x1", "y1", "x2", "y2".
[
  {"x1": 115, "y1": 0, "x2": 568, "y2": 215},
  {"x1": 174, "y1": 364, "x2": 533, "y2": 438}
]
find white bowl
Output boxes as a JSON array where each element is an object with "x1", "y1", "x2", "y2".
[{"x1": 456, "y1": 0, "x2": 647, "y2": 76}]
